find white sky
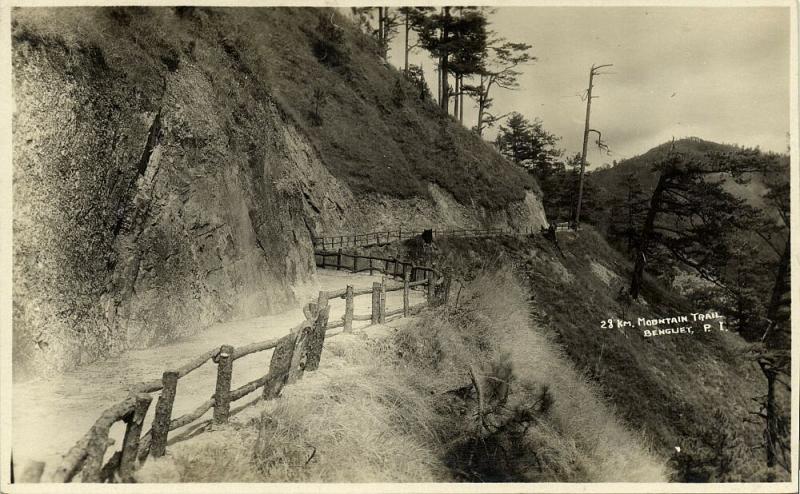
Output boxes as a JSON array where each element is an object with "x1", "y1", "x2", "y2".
[{"x1": 381, "y1": 6, "x2": 791, "y2": 167}]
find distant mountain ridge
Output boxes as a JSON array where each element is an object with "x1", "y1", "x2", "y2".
[{"x1": 590, "y1": 137, "x2": 785, "y2": 212}]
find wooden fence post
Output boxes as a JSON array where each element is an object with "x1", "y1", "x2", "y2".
[
  {"x1": 336, "y1": 249, "x2": 342, "y2": 271},
  {"x1": 213, "y1": 345, "x2": 234, "y2": 425},
  {"x1": 427, "y1": 271, "x2": 435, "y2": 305},
  {"x1": 288, "y1": 320, "x2": 313, "y2": 384},
  {"x1": 149, "y1": 370, "x2": 178, "y2": 459},
  {"x1": 306, "y1": 304, "x2": 330, "y2": 371},
  {"x1": 263, "y1": 332, "x2": 298, "y2": 399},
  {"x1": 403, "y1": 270, "x2": 410, "y2": 317},
  {"x1": 369, "y1": 258, "x2": 374, "y2": 275},
  {"x1": 351, "y1": 254, "x2": 358, "y2": 274},
  {"x1": 320, "y1": 252, "x2": 326, "y2": 269},
  {"x1": 344, "y1": 285, "x2": 354, "y2": 333},
  {"x1": 119, "y1": 393, "x2": 152, "y2": 482},
  {"x1": 81, "y1": 430, "x2": 112, "y2": 482},
  {"x1": 442, "y1": 276, "x2": 452, "y2": 306},
  {"x1": 379, "y1": 277, "x2": 387, "y2": 323},
  {"x1": 317, "y1": 290, "x2": 328, "y2": 311},
  {"x1": 384, "y1": 259, "x2": 389, "y2": 275},
  {"x1": 371, "y1": 282, "x2": 381, "y2": 324}
]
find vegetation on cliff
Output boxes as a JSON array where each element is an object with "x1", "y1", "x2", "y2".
[{"x1": 12, "y1": 7, "x2": 541, "y2": 378}]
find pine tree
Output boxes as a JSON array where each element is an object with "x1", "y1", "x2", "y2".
[
  {"x1": 467, "y1": 40, "x2": 534, "y2": 135},
  {"x1": 351, "y1": 7, "x2": 399, "y2": 59},
  {"x1": 628, "y1": 146, "x2": 769, "y2": 299},
  {"x1": 606, "y1": 172, "x2": 647, "y2": 253},
  {"x1": 411, "y1": 7, "x2": 489, "y2": 114},
  {"x1": 495, "y1": 112, "x2": 533, "y2": 165},
  {"x1": 495, "y1": 112, "x2": 561, "y2": 172}
]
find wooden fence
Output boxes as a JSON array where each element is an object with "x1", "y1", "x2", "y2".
[
  {"x1": 27, "y1": 220, "x2": 572, "y2": 483},
  {"x1": 312, "y1": 223, "x2": 574, "y2": 250},
  {"x1": 314, "y1": 250, "x2": 438, "y2": 286},
  {"x1": 31, "y1": 264, "x2": 447, "y2": 483}
]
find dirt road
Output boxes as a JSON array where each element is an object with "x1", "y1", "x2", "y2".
[{"x1": 12, "y1": 270, "x2": 423, "y2": 478}]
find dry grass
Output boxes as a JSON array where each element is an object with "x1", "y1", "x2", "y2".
[
  {"x1": 137, "y1": 333, "x2": 451, "y2": 482},
  {"x1": 137, "y1": 265, "x2": 667, "y2": 483},
  {"x1": 417, "y1": 229, "x2": 773, "y2": 481},
  {"x1": 452, "y1": 267, "x2": 667, "y2": 482},
  {"x1": 249, "y1": 344, "x2": 449, "y2": 482}
]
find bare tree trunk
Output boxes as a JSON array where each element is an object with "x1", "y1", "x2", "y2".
[
  {"x1": 476, "y1": 75, "x2": 487, "y2": 135},
  {"x1": 453, "y1": 76, "x2": 459, "y2": 118},
  {"x1": 436, "y1": 65, "x2": 441, "y2": 105},
  {"x1": 767, "y1": 236, "x2": 790, "y2": 321},
  {"x1": 627, "y1": 185, "x2": 634, "y2": 252},
  {"x1": 403, "y1": 12, "x2": 409, "y2": 72},
  {"x1": 765, "y1": 367, "x2": 777, "y2": 469},
  {"x1": 440, "y1": 66, "x2": 448, "y2": 113},
  {"x1": 756, "y1": 358, "x2": 780, "y2": 469},
  {"x1": 764, "y1": 236, "x2": 790, "y2": 348},
  {"x1": 630, "y1": 173, "x2": 668, "y2": 299},
  {"x1": 440, "y1": 7, "x2": 450, "y2": 113},
  {"x1": 377, "y1": 7, "x2": 383, "y2": 50},
  {"x1": 459, "y1": 75, "x2": 464, "y2": 124},
  {"x1": 378, "y1": 7, "x2": 387, "y2": 59}
]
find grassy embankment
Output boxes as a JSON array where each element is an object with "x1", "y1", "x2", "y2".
[
  {"x1": 138, "y1": 228, "x2": 777, "y2": 482},
  {"x1": 136, "y1": 255, "x2": 666, "y2": 482},
  {"x1": 374, "y1": 227, "x2": 776, "y2": 482}
]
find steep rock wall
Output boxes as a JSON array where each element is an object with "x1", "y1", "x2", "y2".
[
  {"x1": 317, "y1": 185, "x2": 547, "y2": 237},
  {"x1": 12, "y1": 14, "x2": 319, "y2": 378},
  {"x1": 12, "y1": 8, "x2": 548, "y2": 379}
]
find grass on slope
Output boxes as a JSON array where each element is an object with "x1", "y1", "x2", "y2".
[
  {"x1": 135, "y1": 266, "x2": 664, "y2": 482},
  {"x1": 390, "y1": 228, "x2": 781, "y2": 482},
  {"x1": 217, "y1": 7, "x2": 539, "y2": 209},
  {"x1": 13, "y1": 6, "x2": 538, "y2": 211}
]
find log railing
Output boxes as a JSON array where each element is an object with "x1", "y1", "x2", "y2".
[
  {"x1": 310, "y1": 224, "x2": 572, "y2": 250},
  {"x1": 314, "y1": 250, "x2": 439, "y2": 285},
  {"x1": 34, "y1": 257, "x2": 447, "y2": 483}
]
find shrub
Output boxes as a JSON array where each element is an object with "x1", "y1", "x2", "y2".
[
  {"x1": 668, "y1": 409, "x2": 745, "y2": 482},
  {"x1": 310, "y1": 12, "x2": 349, "y2": 69},
  {"x1": 391, "y1": 78, "x2": 406, "y2": 107},
  {"x1": 404, "y1": 64, "x2": 431, "y2": 101}
]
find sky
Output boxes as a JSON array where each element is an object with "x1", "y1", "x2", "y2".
[{"x1": 383, "y1": 7, "x2": 791, "y2": 168}]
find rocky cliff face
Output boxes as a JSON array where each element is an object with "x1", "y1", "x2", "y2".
[{"x1": 12, "y1": 7, "x2": 547, "y2": 378}]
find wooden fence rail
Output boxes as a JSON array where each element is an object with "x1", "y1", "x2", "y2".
[
  {"x1": 314, "y1": 251, "x2": 440, "y2": 284},
  {"x1": 311, "y1": 222, "x2": 575, "y2": 250},
  {"x1": 35, "y1": 255, "x2": 447, "y2": 484}
]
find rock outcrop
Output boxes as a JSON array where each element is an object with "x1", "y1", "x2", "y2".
[{"x1": 12, "y1": 7, "x2": 547, "y2": 378}]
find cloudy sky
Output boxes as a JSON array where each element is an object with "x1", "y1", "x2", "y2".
[{"x1": 385, "y1": 7, "x2": 791, "y2": 167}]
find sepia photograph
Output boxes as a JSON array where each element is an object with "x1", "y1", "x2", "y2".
[{"x1": 0, "y1": 1, "x2": 797, "y2": 492}]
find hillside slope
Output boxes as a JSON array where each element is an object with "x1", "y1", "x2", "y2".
[
  {"x1": 12, "y1": 7, "x2": 546, "y2": 378},
  {"x1": 134, "y1": 265, "x2": 667, "y2": 483},
  {"x1": 356, "y1": 228, "x2": 777, "y2": 481},
  {"x1": 129, "y1": 229, "x2": 782, "y2": 482}
]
